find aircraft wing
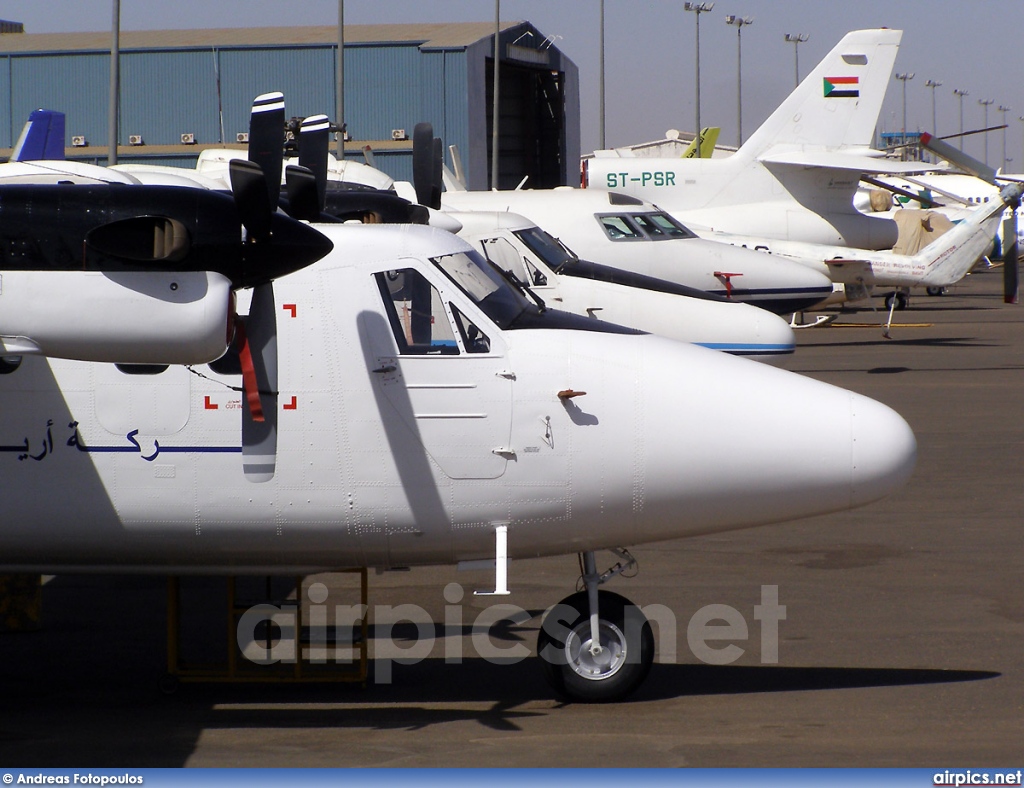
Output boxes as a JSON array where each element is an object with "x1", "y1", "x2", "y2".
[{"x1": 758, "y1": 150, "x2": 934, "y2": 176}]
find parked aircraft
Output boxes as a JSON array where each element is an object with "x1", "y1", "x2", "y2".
[
  {"x1": 681, "y1": 127, "x2": 720, "y2": 159},
  {"x1": 583, "y1": 29, "x2": 929, "y2": 250},
  {"x1": 451, "y1": 209, "x2": 797, "y2": 360},
  {"x1": 10, "y1": 108, "x2": 65, "y2": 162},
  {"x1": 0, "y1": 97, "x2": 918, "y2": 701},
  {"x1": 438, "y1": 186, "x2": 834, "y2": 314},
  {"x1": 705, "y1": 182, "x2": 1017, "y2": 312}
]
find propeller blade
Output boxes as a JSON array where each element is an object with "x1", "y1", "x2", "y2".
[
  {"x1": 229, "y1": 159, "x2": 273, "y2": 242},
  {"x1": 284, "y1": 164, "x2": 321, "y2": 222},
  {"x1": 430, "y1": 136, "x2": 444, "y2": 210},
  {"x1": 248, "y1": 91, "x2": 286, "y2": 208},
  {"x1": 860, "y1": 175, "x2": 940, "y2": 209},
  {"x1": 919, "y1": 132, "x2": 998, "y2": 185},
  {"x1": 412, "y1": 122, "x2": 435, "y2": 207},
  {"x1": 241, "y1": 283, "x2": 278, "y2": 482},
  {"x1": 298, "y1": 114, "x2": 330, "y2": 211},
  {"x1": 1003, "y1": 212, "x2": 1018, "y2": 304},
  {"x1": 1001, "y1": 184, "x2": 1022, "y2": 304}
]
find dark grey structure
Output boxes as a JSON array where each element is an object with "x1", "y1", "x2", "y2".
[{"x1": 0, "y1": 22, "x2": 580, "y2": 189}]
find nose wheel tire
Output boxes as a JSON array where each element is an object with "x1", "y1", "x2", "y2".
[{"x1": 538, "y1": 589, "x2": 654, "y2": 703}]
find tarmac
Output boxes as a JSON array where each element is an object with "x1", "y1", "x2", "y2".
[{"x1": 1, "y1": 268, "x2": 1022, "y2": 767}]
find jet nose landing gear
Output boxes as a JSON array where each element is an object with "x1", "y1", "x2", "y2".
[{"x1": 538, "y1": 551, "x2": 655, "y2": 702}]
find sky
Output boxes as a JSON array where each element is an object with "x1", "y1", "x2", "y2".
[{"x1": 2, "y1": 0, "x2": 1022, "y2": 168}]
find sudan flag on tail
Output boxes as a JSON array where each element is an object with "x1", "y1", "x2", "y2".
[{"x1": 824, "y1": 76, "x2": 859, "y2": 98}]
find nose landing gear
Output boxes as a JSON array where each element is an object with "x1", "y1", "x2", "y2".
[{"x1": 538, "y1": 550, "x2": 654, "y2": 702}]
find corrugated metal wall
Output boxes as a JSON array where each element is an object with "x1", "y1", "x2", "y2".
[
  {"x1": 121, "y1": 50, "x2": 221, "y2": 145},
  {"x1": 9, "y1": 51, "x2": 108, "y2": 147}
]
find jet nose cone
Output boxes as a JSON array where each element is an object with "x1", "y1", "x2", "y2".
[
  {"x1": 755, "y1": 307, "x2": 796, "y2": 360},
  {"x1": 849, "y1": 392, "x2": 917, "y2": 507}
]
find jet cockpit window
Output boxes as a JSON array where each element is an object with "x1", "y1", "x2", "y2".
[
  {"x1": 375, "y1": 268, "x2": 459, "y2": 355},
  {"x1": 431, "y1": 250, "x2": 531, "y2": 329},
  {"x1": 598, "y1": 215, "x2": 644, "y2": 241},
  {"x1": 631, "y1": 212, "x2": 697, "y2": 239},
  {"x1": 598, "y1": 212, "x2": 697, "y2": 242}
]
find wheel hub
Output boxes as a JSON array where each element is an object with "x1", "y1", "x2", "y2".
[{"x1": 564, "y1": 620, "x2": 627, "y2": 680}]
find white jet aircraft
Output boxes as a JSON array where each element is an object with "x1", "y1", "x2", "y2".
[
  {"x1": 583, "y1": 29, "x2": 930, "y2": 250},
  {"x1": 438, "y1": 187, "x2": 835, "y2": 315},
  {"x1": 0, "y1": 95, "x2": 918, "y2": 702}
]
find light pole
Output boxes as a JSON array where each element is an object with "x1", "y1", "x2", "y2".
[
  {"x1": 108, "y1": 0, "x2": 120, "y2": 165},
  {"x1": 491, "y1": 0, "x2": 500, "y2": 189},
  {"x1": 1015, "y1": 115, "x2": 1024, "y2": 173},
  {"x1": 953, "y1": 88, "x2": 968, "y2": 151},
  {"x1": 979, "y1": 98, "x2": 994, "y2": 166},
  {"x1": 1019, "y1": 116, "x2": 1024, "y2": 174},
  {"x1": 784, "y1": 33, "x2": 809, "y2": 88},
  {"x1": 336, "y1": 0, "x2": 344, "y2": 158},
  {"x1": 599, "y1": 0, "x2": 605, "y2": 150},
  {"x1": 894, "y1": 72, "x2": 914, "y2": 159},
  {"x1": 685, "y1": 3, "x2": 715, "y2": 151},
  {"x1": 999, "y1": 105, "x2": 1010, "y2": 171},
  {"x1": 725, "y1": 14, "x2": 753, "y2": 148},
  {"x1": 925, "y1": 79, "x2": 941, "y2": 164}
]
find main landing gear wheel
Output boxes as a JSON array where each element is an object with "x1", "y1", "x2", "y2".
[
  {"x1": 884, "y1": 291, "x2": 909, "y2": 310},
  {"x1": 926, "y1": 286, "x2": 947, "y2": 296},
  {"x1": 538, "y1": 589, "x2": 654, "y2": 703}
]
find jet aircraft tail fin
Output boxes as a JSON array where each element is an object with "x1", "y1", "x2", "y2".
[
  {"x1": 681, "y1": 127, "x2": 719, "y2": 159},
  {"x1": 11, "y1": 109, "x2": 66, "y2": 162},
  {"x1": 738, "y1": 29, "x2": 902, "y2": 159}
]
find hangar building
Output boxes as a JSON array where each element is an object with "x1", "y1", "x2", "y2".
[{"x1": 0, "y1": 21, "x2": 580, "y2": 190}]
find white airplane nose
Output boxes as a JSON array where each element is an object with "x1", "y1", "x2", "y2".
[
  {"x1": 849, "y1": 392, "x2": 917, "y2": 507},
  {"x1": 755, "y1": 305, "x2": 796, "y2": 357}
]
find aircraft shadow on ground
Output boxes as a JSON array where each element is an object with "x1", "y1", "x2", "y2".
[
  {"x1": 0, "y1": 616, "x2": 1000, "y2": 766},
  {"x1": 155, "y1": 659, "x2": 1000, "y2": 739},
  {"x1": 805, "y1": 336, "x2": 997, "y2": 350},
  {"x1": 633, "y1": 662, "x2": 999, "y2": 702}
]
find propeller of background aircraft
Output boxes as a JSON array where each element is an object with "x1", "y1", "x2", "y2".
[
  {"x1": 920, "y1": 132, "x2": 1022, "y2": 304},
  {"x1": 412, "y1": 121, "x2": 444, "y2": 210},
  {"x1": 296, "y1": 114, "x2": 330, "y2": 213}
]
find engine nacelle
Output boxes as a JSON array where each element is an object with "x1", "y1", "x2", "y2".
[{"x1": 0, "y1": 270, "x2": 233, "y2": 364}]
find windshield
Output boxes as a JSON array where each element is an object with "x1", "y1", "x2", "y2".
[
  {"x1": 636, "y1": 212, "x2": 697, "y2": 239},
  {"x1": 513, "y1": 226, "x2": 575, "y2": 269},
  {"x1": 597, "y1": 211, "x2": 698, "y2": 241},
  {"x1": 431, "y1": 250, "x2": 532, "y2": 329}
]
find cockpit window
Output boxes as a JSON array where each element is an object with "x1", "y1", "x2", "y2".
[
  {"x1": 513, "y1": 226, "x2": 573, "y2": 273},
  {"x1": 598, "y1": 212, "x2": 697, "y2": 241},
  {"x1": 385, "y1": 250, "x2": 642, "y2": 338},
  {"x1": 376, "y1": 268, "x2": 459, "y2": 355},
  {"x1": 431, "y1": 250, "x2": 532, "y2": 329},
  {"x1": 451, "y1": 305, "x2": 491, "y2": 354},
  {"x1": 598, "y1": 215, "x2": 643, "y2": 240},
  {"x1": 637, "y1": 212, "x2": 696, "y2": 238}
]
